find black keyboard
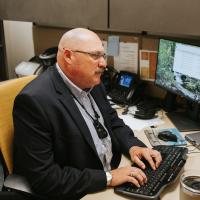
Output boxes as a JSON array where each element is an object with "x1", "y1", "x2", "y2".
[{"x1": 115, "y1": 145, "x2": 188, "y2": 199}]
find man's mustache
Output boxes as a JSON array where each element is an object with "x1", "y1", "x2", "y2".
[{"x1": 96, "y1": 69, "x2": 105, "y2": 73}]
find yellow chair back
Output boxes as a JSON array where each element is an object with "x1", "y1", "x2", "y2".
[{"x1": 0, "y1": 75, "x2": 36, "y2": 174}]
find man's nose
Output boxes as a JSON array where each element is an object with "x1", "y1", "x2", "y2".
[{"x1": 98, "y1": 56, "x2": 107, "y2": 68}]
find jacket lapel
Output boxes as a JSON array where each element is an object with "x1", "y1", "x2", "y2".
[{"x1": 49, "y1": 67, "x2": 99, "y2": 156}]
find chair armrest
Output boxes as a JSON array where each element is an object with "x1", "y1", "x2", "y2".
[{"x1": 4, "y1": 174, "x2": 32, "y2": 194}]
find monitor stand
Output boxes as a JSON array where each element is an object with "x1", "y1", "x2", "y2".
[
  {"x1": 166, "y1": 112, "x2": 200, "y2": 132},
  {"x1": 163, "y1": 91, "x2": 200, "y2": 131}
]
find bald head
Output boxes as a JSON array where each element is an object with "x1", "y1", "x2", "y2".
[
  {"x1": 58, "y1": 28, "x2": 103, "y2": 52},
  {"x1": 56, "y1": 28, "x2": 106, "y2": 89}
]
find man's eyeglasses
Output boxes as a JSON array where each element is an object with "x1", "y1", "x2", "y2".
[{"x1": 72, "y1": 50, "x2": 107, "y2": 60}]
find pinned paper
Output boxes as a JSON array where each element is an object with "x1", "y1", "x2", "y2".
[
  {"x1": 107, "y1": 36, "x2": 119, "y2": 56},
  {"x1": 140, "y1": 50, "x2": 157, "y2": 81},
  {"x1": 114, "y1": 42, "x2": 138, "y2": 73}
]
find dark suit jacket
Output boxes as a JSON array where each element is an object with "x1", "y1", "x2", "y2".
[{"x1": 13, "y1": 66, "x2": 145, "y2": 200}]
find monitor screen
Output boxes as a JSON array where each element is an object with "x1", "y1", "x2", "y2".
[
  {"x1": 155, "y1": 39, "x2": 200, "y2": 131},
  {"x1": 119, "y1": 74, "x2": 133, "y2": 88},
  {"x1": 155, "y1": 39, "x2": 200, "y2": 103}
]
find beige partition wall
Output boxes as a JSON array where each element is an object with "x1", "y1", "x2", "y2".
[
  {"x1": 0, "y1": 0, "x2": 108, "y2": 30},
  {"x1": 110, "y1": 0, "x2": 200, "y2": 37}
]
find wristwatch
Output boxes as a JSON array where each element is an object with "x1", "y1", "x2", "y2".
[{"x1": 106, "y1": 171, "x2": 112, "y2": 186}]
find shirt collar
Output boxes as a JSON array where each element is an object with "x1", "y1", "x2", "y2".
[{"x1": 56, "y1": 63, "x2": 92, "y2": 98}]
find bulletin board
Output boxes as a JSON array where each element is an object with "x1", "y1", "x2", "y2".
[
  {"x1": 32, "y1": 25, "x2": 166, "y2": 98},
  {"x1": 33, "y1": 26, "x2": 140, "y2": 73},
  {"x1": 99, "y1": 33, "x2": 139, "y2": 73}
]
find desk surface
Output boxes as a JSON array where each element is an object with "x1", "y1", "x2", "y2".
[{"x1": 82, "y1": 112, "x2": 200, "y2": 200}]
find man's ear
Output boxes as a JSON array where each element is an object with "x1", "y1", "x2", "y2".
[{"x1": 63, "y1": 49, "x2": 73, "y2": 64}]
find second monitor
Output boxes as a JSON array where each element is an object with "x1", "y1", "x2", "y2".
[{"x1": 155, "y1": 39, "x2": 200, "y2": 131}]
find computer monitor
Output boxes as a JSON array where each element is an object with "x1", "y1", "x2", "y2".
[{"x1": 155, "y1": 39, "x2": 200, "y2": 131}]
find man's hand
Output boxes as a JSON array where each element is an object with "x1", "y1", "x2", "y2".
[
  {"x1": 129, "y1": 146, "x2": 162, "y2": 170},
  {"x1": 109, "y1": 166, "x2": 147, "y2": 187}
]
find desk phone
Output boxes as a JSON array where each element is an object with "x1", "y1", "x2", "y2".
[{"x1": 108, "y1": 71, "x2": 140, "y2": 104}]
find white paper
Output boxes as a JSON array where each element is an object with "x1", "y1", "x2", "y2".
[
  {"x1": 114, "y1": 42, "x2": 138, "y2": 73},
  {"x1": 107, "y1": 36, "x2": 119, "y2": 56},
  {"x1": 119, "y1": 114, "x2": 164, "y2": 131}
]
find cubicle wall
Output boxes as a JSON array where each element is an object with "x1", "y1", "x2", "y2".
[
  {"x1": 1, "y1": 0, "x2": 200, "y2": 82},
  {"x1": 110, "y1": 0, "x2": 200, "y2": 37},
  {"x1": 1, "y1": 0, "x2": 200, "y2": 38},
  {"x1": 0, "y1": 0, "x2": 108, "y2": 30}
]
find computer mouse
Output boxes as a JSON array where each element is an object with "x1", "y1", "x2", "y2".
[{"x1": 158, "y1": 131, "x2": 177, "y2": 142}]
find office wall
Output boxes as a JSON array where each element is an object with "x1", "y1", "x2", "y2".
[
  {"x1": 3, "y1": 20, "x2": 34, "y2": 78},
  {"x1": 2, "y1": 22, "x2": 165, "y2": 98},
  {"x1": 32, "y1": 25, "x2": 166, "y2": 98}
]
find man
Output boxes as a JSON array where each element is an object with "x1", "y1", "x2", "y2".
[{"x1": 13, "y1": 28, "x2": 162, "y2": 200}]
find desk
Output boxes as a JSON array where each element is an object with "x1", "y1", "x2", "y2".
[{"x1": 82, "y1": 112, "x2": 200, "y2": 200}]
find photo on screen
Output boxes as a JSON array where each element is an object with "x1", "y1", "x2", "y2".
[{"x1": 155, "y1": 39, "x2": 200, "y2": 103}]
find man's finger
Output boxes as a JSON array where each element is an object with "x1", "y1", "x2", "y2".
[
  {"x1": 127, "y1": 176, "x2": 140, "y2": 187},
  {"x1": 154, "y1": 152, "x2": 162, "y2": 168},
  {"x1": 151, "y1": 150, "x2": 162, "y2": 168},
  {"x1": 154, "y1": 154, "x2": 162, "y2": 168},
  {"x1": 143, "y1": 153, "x2": 156, "y2": 170},
  {"x1": 130, "y1": 170, "x2": 146, "y2": 185},
  {"x1": 133, "y1": 156, "x2": 145, "y2": 169},
  {"x1": 138, "y1": 169, "x2": 147, "y2": 183}
]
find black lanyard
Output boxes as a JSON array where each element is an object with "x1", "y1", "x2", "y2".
[{"x1": 69, "y1": 91, "x2": 108, "y2": 139}]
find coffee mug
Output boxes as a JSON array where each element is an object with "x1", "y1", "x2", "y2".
[{"x1": 180, "y1": 170, "x2": 200, "y2": 200}]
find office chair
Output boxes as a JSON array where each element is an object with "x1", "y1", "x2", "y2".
[{"x1": 0, "y1": 76, "x2": 37, "y2": 200}]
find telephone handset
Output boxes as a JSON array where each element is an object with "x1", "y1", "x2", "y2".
[
  {"x1": 126, "y1": 88, "x2": 136, "y2": 101},
  {"x1": 108, "y1": 71, "x2": 142, "y2": 104}
]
